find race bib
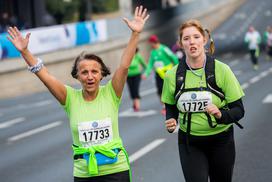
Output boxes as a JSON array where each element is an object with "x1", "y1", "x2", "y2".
[
  {"x1": 154, "y1": 61, "x2": 164, "y2": 69},
  {"x1": 177, "y1": 91, "x2": 212, "y2": 112},
  {"x1": 78, "y1": 118, "x2": 113, "y2": 147}
]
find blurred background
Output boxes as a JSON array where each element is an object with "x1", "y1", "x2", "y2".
[{"x1": 0, "y1": 0, "x2": 272, "y2": 181}]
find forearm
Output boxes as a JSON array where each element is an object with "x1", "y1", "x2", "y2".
[
  {"x1": 216, "y1": 99, "x2": 245, "y2": 124},
  {"x1": 165, "y1": 103, "x2": 179, "y2": 121},
  {"x1": 120, "y1": 32, "x2": 140, "y2": 69}
]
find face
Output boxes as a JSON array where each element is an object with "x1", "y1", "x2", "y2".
[
  {"x1": 77, "y1": 60, "x2": 103, "y2": 93},
  {"x1": 150, "y1": 42, "x2": 159, "y2": 49},
  {"x1": 180, "y1": 26, "x2": 206, "y2": 59},
  {"x1": 249, "y1": 26, "x2": 254, "y2": 32}
]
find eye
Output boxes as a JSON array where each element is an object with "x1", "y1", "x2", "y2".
[
  {"x1": 183, "y1": 36, "x2": 189, "y2": 41},
  {"x1": 81, "y1": 70, "x2": 88, "y2": 75},
  {"x1": 194, "y1": 34, "x2": 201, "y2": 39}
]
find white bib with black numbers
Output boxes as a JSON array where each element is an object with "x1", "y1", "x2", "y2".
[
  {"x1": 78, "y1": 118, "x2": 113, "y2": 148},
  {"x1": 177, "y1": 91, "x2": 212, "y2": 113}
]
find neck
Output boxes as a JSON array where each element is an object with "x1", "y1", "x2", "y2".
[
  {"x1": 82, "y1": 89, "x2": 99, "y2": 101},
  {"x1": 186, "y1": 53, "x2": 206, "y2": 69}
]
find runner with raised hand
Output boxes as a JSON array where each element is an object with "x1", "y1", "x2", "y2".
[{"x1": 7, "y1": 5, "x2": 149, "y2": 182}]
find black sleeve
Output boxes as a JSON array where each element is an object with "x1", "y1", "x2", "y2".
[
  {"x1": 165, "y1": 103, "x2": 179, "y2": 121},
  {"x1": 216, "y1": 99, "x2": 245, "y2": 127}
]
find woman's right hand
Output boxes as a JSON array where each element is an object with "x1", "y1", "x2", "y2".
[
  {"x1": 7, "y1": 27, "x2": 31, "y2": 53},
  {"x1": 165, "y1": 118, "x2": 177, "y2": 133}
]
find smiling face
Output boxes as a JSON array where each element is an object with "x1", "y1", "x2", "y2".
[
  {"x1": 77, "y1": 59, "x2": 103, "y2": 94},
  {"x1": 180, "y1": 26, "x2": 207, "y2": 59}
]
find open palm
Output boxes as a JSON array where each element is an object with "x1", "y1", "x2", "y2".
[
  {"x1": 123, "y1": 6, "x2": 149, "y2": 33},
  {"x1": 7, "y1": 27, "x2": 30, "y2": 52}
]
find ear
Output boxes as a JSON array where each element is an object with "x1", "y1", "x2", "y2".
[{"x1": 203, "y1": 36, "x2": 208, "y2": 46}]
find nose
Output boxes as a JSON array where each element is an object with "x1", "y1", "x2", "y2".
[{"x1": 189, "y1": 37, "x2": 195, "y2": 44}]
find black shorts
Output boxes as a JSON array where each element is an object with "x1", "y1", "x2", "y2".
[
  {"x1": 127, "y1": 74, "x2": 141, "y2": 99},
  {"x1": 74, "y1": 170, "x2": 130, "y2": 182}
]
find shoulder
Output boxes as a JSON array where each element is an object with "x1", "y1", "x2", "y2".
[
  {"x1": 214, "y1": 59, "x2": 230, "y2": 71},
  {"x1": 165, "y1": 64, "x2": 178, "y2": 80}
]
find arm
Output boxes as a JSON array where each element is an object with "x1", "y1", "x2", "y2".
[
  {"x1": 206, "y1": 99, "x2": 245, "y2": 125},
  {"x1": 7, "y1": 27, "x2": 66, "y2": 105},
  {"x1": 165, "y1": 104, "x2": 179, "y2": 133},
  {"x1": 216, "y1": 99, "x2": 245, "y2": 125},
  {"x1": 112, "y1": 6, "x2": 149, "y2": 97}
]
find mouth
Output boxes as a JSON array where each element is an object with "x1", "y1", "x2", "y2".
[
  {"x1": 190, "y1": 47, "x2": 197, "y2": 52},
  {"x1": 87, "y1": 82, "x2": 95, "y2": 87}
]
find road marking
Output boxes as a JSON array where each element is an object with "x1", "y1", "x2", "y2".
[
  {"x1": 32, "y1": 100, "x2": 53, "y2": 107},
  {"x1": 129, "y1": 139, "x2": 166, "y2": 163},
  {"x1": 141, "y1": 88, "x2": 156, "y2": 97},
  {"x1": 0, "y1": 99, "x2": 53, "y2": 113},
  {"x1": 233, "y1": 70, "x2": 242, "y2": 76},
  {"x1": 249, "y1": 76, "x2": 261, "y2": 84},
  {"x1": 0, "y1": 117, "x2": 26, "y2": 129},
  {"x1": 119, "y1": 109, "x2": 157, "y2": 118},
  {"x1": 259, "y1": 70, "x2": 270, "y2": 78},
  {"x1": 263, "y1": 94, "x2": 272, "y2": 103},
  {"x1": 7, "y1": 121, "x2": 62, "y2": 143},
  {"x1": 228, "y1": 59, "x2": 239, "y2": 67},
  {"x1": 241, "y1": 82, "x2": 249, "y2": 90}
]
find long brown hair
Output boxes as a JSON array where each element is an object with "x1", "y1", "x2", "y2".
[{"x1": 179, "y1": 19, "x2": 215, "y2": 55}]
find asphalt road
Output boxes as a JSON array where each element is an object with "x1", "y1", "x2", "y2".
[{"x1": 0, "y1": 0, "x2": 272, "y2": 181}]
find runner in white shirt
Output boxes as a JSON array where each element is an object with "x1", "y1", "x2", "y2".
[{"x1": 244, "y1": 26, "x2": 261, "y2": 70}]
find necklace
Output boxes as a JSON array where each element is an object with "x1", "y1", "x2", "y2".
[{"x1": 186, "y1": 57, "x2": 206, "y2": 85}]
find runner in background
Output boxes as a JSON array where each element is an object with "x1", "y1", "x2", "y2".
[
  {"x1": 244, "y1": 26, "x2": 261, "y2": 70},
  {"x1": 265, "y1": 26, "x2": 272, "y2": 60},
  {"x1": 127, "y1": 47, "x2": 147, "y2": 111},
  {"x1": 142, "y1": 34, "x2": 179, "y2": 115}
]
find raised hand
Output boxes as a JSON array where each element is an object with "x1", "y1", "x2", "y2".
[
  {"x1": 7, "y1": 27, "x2": 31, "y2": 53},
  {"x1": 123, "y1": 6, "x2": 149, "y2": 33}
]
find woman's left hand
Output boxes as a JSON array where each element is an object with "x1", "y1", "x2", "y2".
[
  {"x1": 123, "y1": 6, "x2": 149, "y2": 33},
  {"x1": 206, "y1": 104, "x2": 222, "y2": 119}
]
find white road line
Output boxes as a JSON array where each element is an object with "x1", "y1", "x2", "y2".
[
  {"x1": 0, "y1": 117, "x2": 26, "y2": 129},
  {"x1": 7, "y1": 121, "x2": 62, "y2": 143},
  {"x1": 141, "y1": 88, "x2": 156, "y2": 97},
  {"x1": 119, "y1": 109, "x2": 157, "y2": 118},
  {"x1": 0, "y1": 99, "x2": 53, "y2": 113},
  {"x1": 32, "y1": 100, "x2": 53, "y2": 107},
  {"x1": 228, "y1": 60, "x2": 239, "y2": 67},
  {"x1": 249, "y1": 76, "x2": 261, "y2": 84},
  {"x1": 129, "y1": 139, "x2": 166, "y2": 163},
  {"x1": 259, "y1": 70, "x2": 270, "y2": 78},
  {"x1": 263, "y1": 94, "x2": 272, "y2": 103},
  {"x1": 241, "y1": 82, "x2": 249, "y2": 90}
]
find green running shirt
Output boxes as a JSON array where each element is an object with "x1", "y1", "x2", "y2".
[
  {"x1": 128, "y1": 53, "x2": 147, "y2": 77},
  {"x1": 63, "y1": 81, "x2": 129, "y2": 177},
  {"x1": 144, "y1": 44, "x2": 179, "y2": 77}
]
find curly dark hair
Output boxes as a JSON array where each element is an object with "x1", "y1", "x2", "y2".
[{"x1": 71, "y1": 52, "x2": 111, "y2": 79}]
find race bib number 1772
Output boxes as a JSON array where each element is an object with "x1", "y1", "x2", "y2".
[{"x1": 177, "y1": 91, "x2": 212, "y2": 113}]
